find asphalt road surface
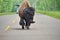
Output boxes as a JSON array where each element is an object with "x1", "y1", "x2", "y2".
[{"x1": 0, "y1": 14, "x2": 60, "y2": 40}]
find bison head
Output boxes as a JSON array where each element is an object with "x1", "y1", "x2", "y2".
[{"x1": 23, "y1": 7, "x2": 35, "y2": 26}]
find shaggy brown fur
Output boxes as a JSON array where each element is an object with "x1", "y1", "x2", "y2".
[{"x1": 18, "y1": 0, "x2": 31, "y2": 17}]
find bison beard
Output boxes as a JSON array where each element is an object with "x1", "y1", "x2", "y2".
[{"x1": 19, "y1": 7, "x2": 35, "y2": 29}]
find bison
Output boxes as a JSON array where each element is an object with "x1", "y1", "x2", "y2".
[{"x1": 18, "y1": 0, "x2": 35, "y2": 29}]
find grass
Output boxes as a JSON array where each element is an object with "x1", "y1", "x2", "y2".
[
  {"x1": 36, "y1": 9, "x2": 60, "y2": 19},
  {"x1": 0, "y1": 11, "x2": 60, "y2": 19},
  {"x1": 0, "y1": 12, "x2": 16, "y2": 16}
]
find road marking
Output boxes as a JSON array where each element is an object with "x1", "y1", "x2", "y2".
[
  {"x1": 5, "y1": 16, "x2": 19, "y2": 31},
  {"x1": 5, "y1": 25, "x2": 11, "y2": 31},
  {"x1": 12, "y1": 20, "x2": 16, "y2": 23},
  {"x1": 16, "y1": 16, "x2": 19, "y2": 20},
  {"x1": 12, "y1": 16, "x2": 19, "y2": 24},
  {"x1": 16, "y1": 16, "x2": 19, "y2": 21}
]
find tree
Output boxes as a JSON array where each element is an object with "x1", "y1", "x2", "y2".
[{"x1": 36, "y1": 0, "x2": 60, "y2": 11}]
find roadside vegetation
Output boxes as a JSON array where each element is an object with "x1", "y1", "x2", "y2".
[
  {"x1": 0, "y1": 0, "x2": 60, "y2": 19},
  {"x1": 0, "y1": 12, "x2": 16, "y2": 16},
  {"x1": 36, "y1": 9, "x2": 60, "y2": 19}
]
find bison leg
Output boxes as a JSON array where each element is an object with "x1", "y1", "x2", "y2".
[
  {"x1": 26, "y1": 26, "x2": 29, "y2": 29},
  {"x1": 22, "y1": 25, "x2": 24, "y2": 29},
  {"x1": 30, "y1": 18, "x2": 35, "y2": 23},
  {"x1": 19, "y1": 18, "x2": 25, "y2": 29},
  {"x1": 29, "y1": 16, "x2": 35, "y2": 23},
  {"x1": 25, "y1": 19, "x2": 30, "y2": 29}
]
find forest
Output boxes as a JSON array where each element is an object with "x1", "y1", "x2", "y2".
[
  {"x1": 36, "y1": 0, "x2": 60, "y2": 11},
  {"x1": 0, "y1": 0, "x2": 60, "y2": 18}
]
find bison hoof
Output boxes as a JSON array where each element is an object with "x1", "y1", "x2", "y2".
[
  {"x1": 26, "y1": 26, "x2": 29, "y2": 29},
  {"x1": 30, "y1": 21, "x2": 35, "y2": 23},
  {"x1": 22, "y1": 27, "x2": 24, "y2": 29}
]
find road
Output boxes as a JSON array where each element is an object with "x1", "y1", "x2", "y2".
[{"x1": 0, "y1": 14, "x2": 60, "y2": 40}]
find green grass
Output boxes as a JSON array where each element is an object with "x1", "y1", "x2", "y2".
[
  {"x1": 0, "y1": 12, "x2": 16, "y2": 16},
  {"x1": 36, "y1": 9, "x2": 60, "y2": 19}
]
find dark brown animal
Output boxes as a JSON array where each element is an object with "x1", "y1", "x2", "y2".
[{"x1": 18, "y1": 0, "x2": 35, "y2": 29}]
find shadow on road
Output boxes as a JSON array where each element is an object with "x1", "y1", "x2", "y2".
[
  {"x1": 11, "y1": 28, "x2": 30, "y2": 30},
  {"x1": 11, "y1": 28, "x2": 24, "y2": 30},
  {"x1": 11, "y1": 27, "x2": 37, "y2": 30}
]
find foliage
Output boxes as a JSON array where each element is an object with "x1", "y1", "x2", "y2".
[
  {"x1": 0, "y1": 12, "x2": 16, "y2": 16},
  {"x1": 36, "y1": 9, "x2": 60, "y2": 19},
  {"x1": 36, "y1": 0, "x2": 60, "y2": 11},
  {"x1": 0, "y1": 0, "x2": 22, "y2": 13},
  {"x1": 36, "y1": 0, "x2": 60, "y2": 19},
  {"x1": 0, "y1": 0, "x2": 60, "y2": 13}
]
